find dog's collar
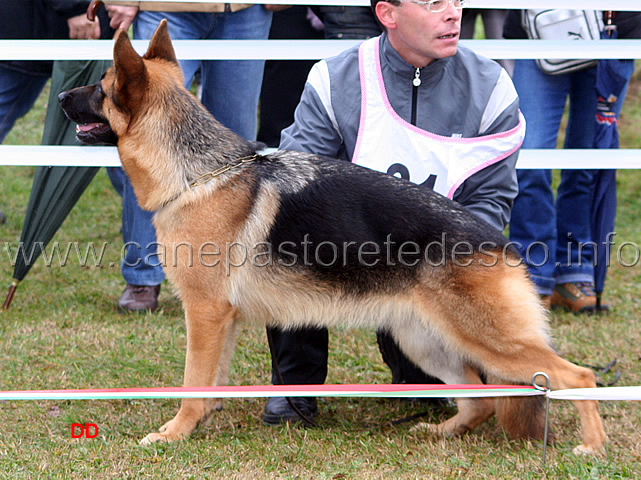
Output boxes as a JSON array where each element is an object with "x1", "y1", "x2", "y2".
[
  {"x1": 162, "y1": 154, "x2": 261, "y2": 208},
  {"x1": 188, "y1": 154, "x2": 260, "y2": 189}
]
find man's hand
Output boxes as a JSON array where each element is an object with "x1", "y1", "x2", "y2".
[
  {"x1": 105, "y1": 5, "x2": 139, "y2": 31},
  {"x1": 67, "y1": 13, "x2": 100, "y2": 39}
]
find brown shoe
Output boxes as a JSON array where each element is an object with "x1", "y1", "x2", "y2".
[
  {"x1": 550, "y1": 282, "x2": 608, "y2": 315},
  {"x1": 117, "y1": 284, "x2": 161, "y2": 313}
]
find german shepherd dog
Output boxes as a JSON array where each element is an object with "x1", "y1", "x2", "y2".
[{"x1": 59, "y1": 21, "x2": 606, "y2": 454}]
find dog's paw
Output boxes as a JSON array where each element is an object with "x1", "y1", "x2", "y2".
[
  {"x1": 572, "y1": 443, "x2": 605, "y2": 456},
  {"x1": 140, "y1": 419, "x2": 186, "y2": 445},
  {"x1": 139, "y1": 432, "x2": 167, "y2": 445},
  {"x1": 139, "y1": 431, "x2": 184, "y2": 445}
]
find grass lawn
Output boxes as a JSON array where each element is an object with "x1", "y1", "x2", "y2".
[{"x1": 0, "y1": 65, "x2": 640, "y2": 478}]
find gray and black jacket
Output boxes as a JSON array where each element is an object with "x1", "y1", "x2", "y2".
[{"x1": 280, "y1": 33, "x2": 522, "y2": 232}]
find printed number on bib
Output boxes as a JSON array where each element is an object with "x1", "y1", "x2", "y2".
[{"x1": 387, "y1": 163, "x2": 437, "y2": 190}]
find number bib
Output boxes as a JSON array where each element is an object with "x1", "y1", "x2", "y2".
[{"x1": 352, "y1": 37, "x2": 525, "y2": 199}]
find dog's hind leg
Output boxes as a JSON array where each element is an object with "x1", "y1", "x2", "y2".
[
  {"x1": 480, "y1": 344, "x2": 606, "y2": 455},
  {"x1": 387, "y1": 323, "x2": 495, "y2": 437},
  {"x1": 418, "y1": 263, "x2": 607, "y2": 454},
  {"x1": 410, "y1": 367, "x2": 496, "y2": 438},
  {"x1": 140, "y1": 300, "x2": 238, "y2": 444}
]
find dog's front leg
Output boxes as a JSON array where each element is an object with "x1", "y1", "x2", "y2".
[{"x1": 140, "y1": 301, "x2": 238, "y2": 444}]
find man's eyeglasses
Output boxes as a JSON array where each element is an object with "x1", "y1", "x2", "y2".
[{"x1": 402, "y1": 0, "x2": 466, "y2": 13}]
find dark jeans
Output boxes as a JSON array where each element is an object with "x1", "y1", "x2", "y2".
[
  {"x1": 258, "y1": 7, "x2": 322, "y2": 147},
  {"x1": 267, "y1": 326, "x2": 441, "y2": 386},
  {"x1": 318, "y1": 7, "x2": 381, "y2": 39}
]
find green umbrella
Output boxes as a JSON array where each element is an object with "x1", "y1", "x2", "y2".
[{"x1": 3, "y1": 60, "x2": 111, "y2": 309}]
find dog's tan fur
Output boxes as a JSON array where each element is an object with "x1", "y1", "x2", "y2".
[{"x1": 58, "y1": 21, "x2": 607, "y2": 454}]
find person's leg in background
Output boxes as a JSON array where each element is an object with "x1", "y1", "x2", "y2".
[
  {"x1": 318, "y1": 6, "x2": 381, "y2": 39},
  {"x1": 552, "y1": 60, "x2": 635, "y2": 312},
  {"x1": 480, "y1": 9, "x2": 508, "y2": 39},
  {"x1": 106, "y1": 166, "x2": 164, "y2": 312},
  {"x1": 460, "y1": 8, "x2": 479, "y2": 39},
  {"x1": 134, "y1": 11, "x2": 206, "y2": 92},
  {"x1": 509, "y1": 59, "x2": 571, "y2": 304},
  {"x1": 553, "y1": 68, "x2": 598, "y2": 305},
  {"x1": 110, "y1": 11, "x2": 214, "y2": 313},
  {"x1": 257, "y1": 7, "x2": 322, "y2": 147},
  {"x1": 480, "y1": 10, "x2": 513, "y2": 74},
  {"x1": 264, "y1": 326, "x2": 328, "y2": 424},
  {"x1": 461, "y1": 9, "x2": 513, "y2": 74},
  {"x1": 198, "y1": 5, "x2": 273, "y2": 141},
  {"x1": 264, "y1": 7, "x2": 383, "y2": 426},
  {"x1": 115, "y1": 7, "x2": 272, "y2": 312},
  {"x1": 0, "y1": 64, "x2": 50, "y2": 226},
  {"x1": 0, "y1": 66, "x2": 49, "y2": 143}
]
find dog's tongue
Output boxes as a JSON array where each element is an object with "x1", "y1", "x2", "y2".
[{"x1": 76, "y1": 123, "x2": 105, "y2": 133}]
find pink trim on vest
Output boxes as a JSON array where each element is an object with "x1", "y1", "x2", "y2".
[
  {"x1": 373, "y1": 39, "x2": 523, "y2": 145},
  {"x1": 446, "y1": 140, "x2": 522, "y2": 199}
]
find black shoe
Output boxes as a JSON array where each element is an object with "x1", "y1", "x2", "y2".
[
  {"x1": 0, "y1": 211, "x2": 5, "y2": 225},
  {"x1": 263, "y1": 397, "x2": 318, "y2": 425}
]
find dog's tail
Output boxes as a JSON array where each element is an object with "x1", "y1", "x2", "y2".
[{"x1": 489, "y1": 376, "x2": 555, "y2": 442}]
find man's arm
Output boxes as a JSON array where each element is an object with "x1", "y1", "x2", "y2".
[
  {"x1": 279, "y1": 61, "x2": 346, "y2": 159},
  {"x1": 453, "y1": 68, "x2": 523, "y2": 233},
  {"x1": 454, "y1": 145, "x2": 520, "y2": 232}
]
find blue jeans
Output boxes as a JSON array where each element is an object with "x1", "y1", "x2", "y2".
[
  {"x1": 108, "y1": 7, "x2": 272, "y2": 286},
  {"x1": 509, "y1": 60, "x2": 633, "y2": 295},
  {"x1": 134, "y1": 7, "x2": 272, "y2": 140},
  {"x1": 107, "y1": 167, "x2": 165, "y2": 286},
  {"x1": 0, "y1": 65, "x2": 49, "y2": 143}
]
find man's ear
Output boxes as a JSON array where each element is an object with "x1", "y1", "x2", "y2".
[
  {"x1": 113, "y1": 29, "x2": 146, "y2": 110},
  {"x1": 375, "y1": 1, "x2": 399, "y2": 30},
  {"x1": 143, "y1": 19, "x2": 178, "y2": 65}
]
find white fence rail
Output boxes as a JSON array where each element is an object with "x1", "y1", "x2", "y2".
[
  {"x1": 2, "y1": 39, "x2": 641, "y2": 61},
  {"x1": 1, "y1": 1, "x2": 640, "y2": 168},
  {"x1": 99, "y1": 0, "x2": 641, "y2": 10},
  {"x1": 2, "y1": 146, "x2": 638, "y2": 170}
]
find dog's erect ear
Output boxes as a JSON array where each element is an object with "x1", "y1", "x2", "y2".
[
  {"x1": 143, "y1": 19, "x2": 178, "y2": 65},
  {"x1": 113, "y1": 29, "x2": 146, "y2": 110}
]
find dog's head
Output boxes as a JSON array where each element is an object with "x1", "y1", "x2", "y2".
[{"x1": 58, "y1": 19, "x2": 182, "y2": 145}]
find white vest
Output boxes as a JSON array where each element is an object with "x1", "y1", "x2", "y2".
[{"x1": 352, "y1": 37, "x2": 525, "y2": 199}]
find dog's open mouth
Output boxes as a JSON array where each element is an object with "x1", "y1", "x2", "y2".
[
  {"x1": 74, "y1": 122, "x2": 117, "y2": 145},
  {"x1": 76, "y1": 122, "x2": 110, "y2": 135}
]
